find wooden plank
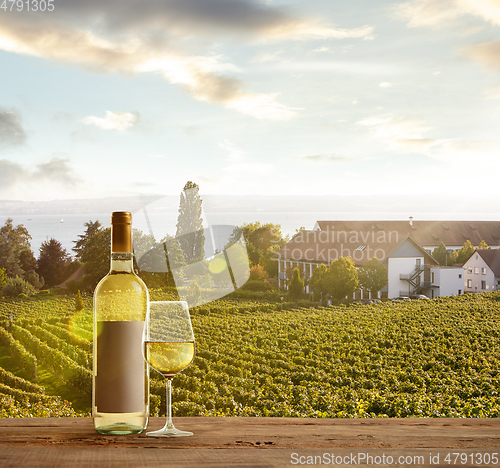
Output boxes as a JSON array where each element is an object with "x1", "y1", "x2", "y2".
[{"x1": 0, "y1": 417, "x2": 499, "y2": 467}]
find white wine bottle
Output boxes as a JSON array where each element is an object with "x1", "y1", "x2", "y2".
[{"x1": 93, "y1": 211, "x2": 149, "y2": 434}]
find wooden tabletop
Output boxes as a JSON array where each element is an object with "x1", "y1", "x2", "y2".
[{"x1": 1, "y1": 417, "x2": 500, "y2": 467}]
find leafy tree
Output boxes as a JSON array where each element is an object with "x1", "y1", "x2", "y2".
[
  {"x1": 37, "y1": 238, "x2": 70, "y2": 288},
  {"x1": 0, "y1": 268, "x2": 7, "y2": 289},
  {"x1": 236, "y1": 222, "x2": 288, "y2": 277},
  {"x1": 136, "y1": 234, "x2": 186, "y2": 288},
  {"x1": 456, "y1": 240, "x2": 475, "y2": 264},
  {"x1": 357, "y1": 257, "x2": 387, "y2": 298},
  {"x1": 2, "y1": 277, "x2": 36, "y2": 297},
  {"x1": 23, "y1": 269, "x2": 44, "y2": 290},
  {"x1": 288, "y1": 268, "x2": 304, "y2": 300},
  {"x1": 0, "y1": 219, "x2": 35, "y2": 278},
  {"x1": 322, "y1": 257, "x2": 358, "y2": 304},
  {"x1": 186, "y1": 281, "x2": 201, "y2": 306},
  {"x1": 79, "y1": 228, "x2": 111, "y2": 290},
  {"x1": 236, "y1": 264, "x2": 270, "y2": 291},
  {"x1": 309, "y1": 264, "x2": 328, "y2": 303},
  {"x1": 176, "y1": 181, "x2": 205, "y2": 264},
  {"x1": 433, "y1": 242, "x2": 459, "y2": 266},
  {"x1": 448, "y1": 250, "x2": 458, "y2": 265},
  {"x1": 249, "y1": 265, "x2": 268, "y2": 281},
  {"x1": 73, "y1": 220, "x2": 102, "y2": 259},
  {"x1": 477, "y1": 240, "x2": 490, "y2": 250},
  {"x1": 18, "y1": 248, "x2": 37, "y2": 273}
]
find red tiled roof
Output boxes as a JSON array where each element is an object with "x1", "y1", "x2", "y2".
[
  {"x1": 477, "y1": 249, "x2": 500, "y2": 277},
  {"x1": 274, "y1": 231, "x2": 437, "y2": 266},
  {"x1": 315, "y1": 220, "x2": 500, "y2": 248}
]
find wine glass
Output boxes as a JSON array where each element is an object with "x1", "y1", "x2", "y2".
[{"x1": 143, "y1": 301, "x2": 196, "y2": 437}]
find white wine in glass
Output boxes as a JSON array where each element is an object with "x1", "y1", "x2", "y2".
[{"x1": 144, "y1": 301, "x2": 195, "y2": 437}]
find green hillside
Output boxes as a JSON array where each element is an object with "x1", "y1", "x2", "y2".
[{"x1": 1, "y1": 291, "x2": 500, "y2": 418}]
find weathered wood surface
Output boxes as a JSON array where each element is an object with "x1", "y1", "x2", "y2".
[{"x1": 0, "y1": 417, "x2": 499, "y2": 467}]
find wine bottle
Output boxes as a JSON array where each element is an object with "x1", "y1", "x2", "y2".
[{"x1": 93, "y1": 211, "x2": 149, "y2": 435}]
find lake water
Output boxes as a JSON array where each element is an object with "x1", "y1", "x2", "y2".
[
  {"x1": 1, "y1": 211, "x2": 327, "y2": 256},
  {"x1": 3, "y1": 210, "x2": 495, "y2": 258}
]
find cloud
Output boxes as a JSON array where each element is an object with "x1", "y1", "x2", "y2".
[
  {"x1": 0, "y1": 0, "x2": 372, "y2": 120},
  {"x1": 422, "y1": 139, "x2": 500, "y2": 167},
  {"x1": 394, "y1": 0, "x2": 500, "y2": 28},
  {"x1": 139, "y1": 55, "x2": 298, "y2": 119},
  {"x1": 0, "y1": 107, "x2": 27, "y2": 147},
  {"x1": 0, "y1": 156, "x2": 81, "y2": 193},
  {"x1": 379, "y1": 82, "x2": 393, "y2": 88},
  {"x1": 81, "y1": 111, "x2": 140, "y2": 132},
  {"x1": 463, "y1": 40, "x2": 500, "y2": 70},
  {"x1": 195, "y1": 175, "x2": 219, "y2": 185},
  {"x1": 0, "y1": 159, "x2": 26, "y2": 189},
  {"x1": 357, "y1": 115, "x2": 439, "y2": 151},
  {"x1": 434, "y1": 139, "x2": 500, "y2": 162},
  {"x1": 395, "y1": 1, "x2": 500, "y2": 84},
  {"x1": 273, "y1": 24, "x2": 374, "y2": 42},
  {"x1": 357, "y1": 113, "x2": 500, "y2": 165},
  {"x1": 33, "y1": 156, "x2": 81, "y2": 187},
  {"x1": 296, "y1": 154, "x2": 348, "y2": 163}
]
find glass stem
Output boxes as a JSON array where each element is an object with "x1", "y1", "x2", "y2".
[{"x1": 165, "y1": 378, "x2": 174, "y2": 430}]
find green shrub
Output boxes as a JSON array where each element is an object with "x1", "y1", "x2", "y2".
[
  {"x1": 240, "y1": 280, "x2": 273, "y2": 292},
  {"x1": 186, "y1": 282, "x2": 201, "y2": 305},
  {"x1": 2, "y1": 278, "x2": 36, "y2": 297},
  {"x1": 36, "y1": 290, "x2": 53, "y2": 296},
  {"x1": 74, "y1": 291, "x2": 84, "y2": 312},
  {"x1": 0, "y1": 268, "x2": 7, "y2": 289}
]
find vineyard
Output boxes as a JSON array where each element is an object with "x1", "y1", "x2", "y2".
[{"x1": 1, "y1": 291, "x2": 500, "y2": 418}]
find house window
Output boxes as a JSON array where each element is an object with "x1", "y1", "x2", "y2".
[
  {"x1": 481, "y1": 280, "x2": 486, "y2": 290},
  {"x1": 458, "y1": 274, "x2": 462, "y2": 279},
  {"x1": 482, "y1": 268, "x2": 487, "y2": 275},
  {"x1": 431, "y1": 272, "x2": 435, "y2": 283},
  {"x1": 474, "y1": 267, "x2": 480, "y2": 275},
  {"x1": 467, "y1": 279, "x2": 472, "y2": 288},
  {"x1": 416, "y1": 259, "x2": 421, "y2": 269},
  {"x1": 468, "y1": 267, "x2": 473, "y2": 274},
  {"x1": 458, "y1": 289, "x2": 462, "y2": 295}
]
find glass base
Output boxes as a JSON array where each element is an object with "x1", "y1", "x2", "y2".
[
  {"x1": 146, "y1": 427, "x2": 193, "y2": 437},
  {"x1": 95, "y1": 423, "x2": 146, "y2": 435}
]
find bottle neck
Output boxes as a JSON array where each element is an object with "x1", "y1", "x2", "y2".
[{"x1": 110, "y1": 252, "x2": 134, "y2": 273}]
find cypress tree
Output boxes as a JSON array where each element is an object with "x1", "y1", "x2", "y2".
[{"x1": 175, "y1": 181, "x2": 205, "y2": 263}]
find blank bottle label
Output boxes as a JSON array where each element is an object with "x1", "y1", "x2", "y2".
[{"x1": 95, "y1": 321, "x2": 145, "y2": 413}]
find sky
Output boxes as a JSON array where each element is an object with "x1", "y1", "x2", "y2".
[{"x1": 1, "y1": 0, "x2": 500, "y2": 212}]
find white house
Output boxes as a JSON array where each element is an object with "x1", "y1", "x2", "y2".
[
  {"x1": 274, "y1": 219, "x2": 500, "y2": 300},
  {"x1": 274, "y1": 229, "x2": 439, "y2": 299},
  {"x1": 384, "y1": 237, "x2": 438, "y2": 299},
  {"x1": 463, "y1": 249, "x2": 500, "y2": 293},
  {"x1": 429, "y1": 266, "x2": 464, "y2": 298}
]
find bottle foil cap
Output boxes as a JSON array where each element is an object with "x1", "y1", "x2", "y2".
[{"x1": 111, "y1": 211, "x2": 132, "y2": 252}]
